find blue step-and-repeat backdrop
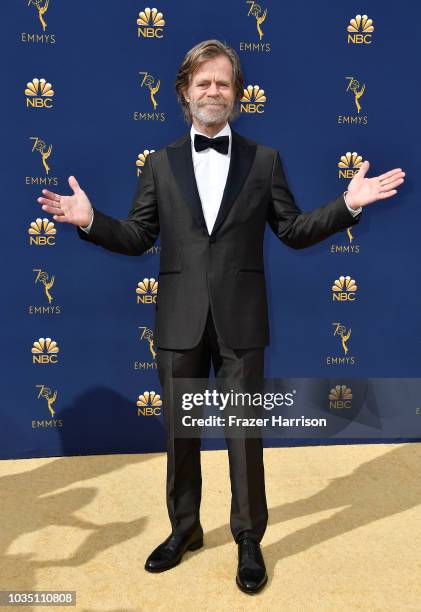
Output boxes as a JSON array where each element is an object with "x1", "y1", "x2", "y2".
[{"x1": 2, "y1": 0, "x2": 420, "y2": 459}]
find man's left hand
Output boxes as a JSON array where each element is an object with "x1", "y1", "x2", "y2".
[{"x1": 346, "y1": 160, "x2": 405, "y2": 209}]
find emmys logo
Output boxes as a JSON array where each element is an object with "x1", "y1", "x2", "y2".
[
  {"x1": 136, "y1": 149, "x2": 155, "y2": 176},
  {"x1": 36, "y1": 384, "x2": 57, "y2": 416},
  {"x1": 28, "y1": 218, "x2": 56, "y2": 246},
  {"x1": 338, "y1": 77, "x2": 368, "y2": 126},
  {"x1": 28, "y1": 0, "x2": 49, "y2": 31},
  {"x1": 134, "y1": 72, "x2": 165, "y2": 121},
  {"x1": 30, "y1": 137, "x2": 52, "y2": 174},
  {"x1": 329, "y1": 385, "x2": 352, "y2": 410},
  {"x1": 137, "y1": 391, "x2": 162, "y2": 416},
  {"x1": 139, "y1": 72, "x2": 160, "y2": 109},
  {"x1": 31, "y1": 337, "x2": 59, "y2": 364},
  {"x1": 240, "y1": 85, "x2": 266, "y2": 113},
  {"x1": 137, "y1": 7, "x2": 165, "y2": 38},
  {"x1": 346, "y1": 77, "x2": 365, "y2": 114},
  {"x1": 332, "y1": 275, "x2": 357, "y2": 301},
  {"x1": 247, "y1": 1, "x2": 267, "y2": 40},
  {"x1": 330, "y1": 227, "x2": 360, "y2": 253},
  {"x1": 34, "y1": 268, "x2": 54, "y2": 303},
  {"x1": 134, "y1": 326, "x2": 157, "y2": 371},
  {"x1": 22, "y1": 0, "x2": 55, "y2": 44},
  {"x1": 326, "y1": 323, "x2": 356, "y2": 365},
  {"x1": 338, "y1": 152, "x2": 363, "y2": 180},
  {"x1": 136, "y1": 278, "x2": 158, "y2": 304},
  {"x1": 332, "y1": 323, "x2": 352, "y2": 355},
  {"x1": 239, "y1": 0, "x2": 270, "y2": 52},
  {"x1": 27, "y1": 136, "x2": 58, "y2": 186},
  {"x1": 29, "y1": 268, "x2": 61, "y2": 315},
  {"x1": 25, "y1": 78, "x2": 54, "y2": 108},
  {"x1": 346, "y1": 227, "x2": 354, "y2": 244},
  {"x1": 347, "y1": 14, "x2": 374, "y2": 44},
  {"x1": 34, "y1": 384, "x2": 63, "y2": 428}
]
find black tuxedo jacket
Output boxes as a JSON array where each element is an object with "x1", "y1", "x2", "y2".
[{"x1": 77, "y1": 128, "x2": 361, "y2": 349}]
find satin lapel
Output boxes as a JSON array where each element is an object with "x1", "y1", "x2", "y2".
[
  {"x1": 210, "y1": 129, "x2": 257, "y2": 236},
  {"x1": 166, "y1": 134, "x2": 207, "y2": 233}
]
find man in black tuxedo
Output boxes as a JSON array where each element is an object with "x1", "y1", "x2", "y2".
[{"x1": 37, "y1": 40, "x2": 405, "y2": 593}]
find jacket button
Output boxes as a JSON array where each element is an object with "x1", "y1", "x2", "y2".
[{"x1": 209, "y1": 236, "x2": 216, "y2": 244}]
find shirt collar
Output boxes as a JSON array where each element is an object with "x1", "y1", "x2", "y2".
[{"x1": 190, "y1": 122, "x2": 232, "y2": 153}]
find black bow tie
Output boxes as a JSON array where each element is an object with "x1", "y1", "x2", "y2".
[{"x1": 194, "y1": 134, "x2": 229, "y2": 155}]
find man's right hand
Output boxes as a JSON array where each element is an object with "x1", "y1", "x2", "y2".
[{"x1": 37, "y1": 176, "x2": 93, "y2": 227}]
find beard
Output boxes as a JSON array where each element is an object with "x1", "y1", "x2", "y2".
[{"x1": 189, "y1": 97, "x2": 234, "y2": 126}]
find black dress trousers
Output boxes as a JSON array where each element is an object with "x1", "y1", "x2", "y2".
[{"x1": 156, "y1": 308, "x2": 269, "y2": 543}]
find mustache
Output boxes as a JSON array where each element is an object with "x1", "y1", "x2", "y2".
[{"x1": 196, "y1": 99, "x2": 227, "y2": 107}]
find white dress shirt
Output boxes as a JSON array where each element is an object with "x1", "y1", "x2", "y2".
[
  {"x1": 79, "y1": 123, "x2": 360, "y2": 233},
  {"x1": 190, "y1": 122, "x2": 231, "y2": 234}
]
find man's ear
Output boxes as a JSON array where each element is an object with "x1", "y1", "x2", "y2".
[{"x1": 182, "y1": 87, "x2": 190, "y2": 103}]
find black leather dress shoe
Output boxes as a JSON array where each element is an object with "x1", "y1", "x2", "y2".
[
  {"x1": 236, "y1": 536, "x2": 268, "y2": 594},
  {"x1": 144, "y1": 526, "x2": 204, "y2": 572}
]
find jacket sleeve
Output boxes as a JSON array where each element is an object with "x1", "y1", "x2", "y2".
[
  {"x1": 76, "y1": 153, "x2": 159, "y2": 256},
  {"x1": 267, "y1": 151, "x2": 361, "y2": 249}
]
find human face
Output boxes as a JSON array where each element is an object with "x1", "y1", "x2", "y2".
[{"x1": 183, "y1": 55, "x2": 236, "y2": 134}]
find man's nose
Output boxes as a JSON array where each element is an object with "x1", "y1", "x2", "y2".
[{"x1": 207, "y1": 82, "x2": 219, "y2": 96}]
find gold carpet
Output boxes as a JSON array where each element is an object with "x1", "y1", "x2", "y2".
[{"x1": 1, "y1": 442, "x2": 421, "y2": 611}]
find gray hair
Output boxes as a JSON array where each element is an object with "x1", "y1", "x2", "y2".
[{"x1": 175, "y1": 39, "x2": 244, "y2": 123}]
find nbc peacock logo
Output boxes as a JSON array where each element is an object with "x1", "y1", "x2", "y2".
[
  {"x1": 338, "y1": 152, "x2": 364, "y2": 179},
  {"x1": 328, "y1": 385, "x2": 352, "y2": 410},
  {"x1": 25, "y1": 78, "x2": 54, "y2": 108},
  {"x1": 136, "y1": 277, "x2": 158, "y2": 304},
  {"x1": 137, "y1": 7, "x2": 165, "y2": 38},
  {"x1": 136, "y1": 391, "x2": 162, "y2": 416},
  {"x1": 136, "y1": 149, "x2": 155, "y2": 176},
  {"x1": 240, "y1": 85, "x2": 266, "y2": 114},
  {"x1": 32, "y1": 337, "x2": 59, "y2": 364},
  {"x1": 28, "y1": 218, "x2": 56, "y2": 246},
  {"x1": 347, "y1": 14, "x2": 374, "y2": 44},
  {"x1": 332, "y1": 275, "x2": 358, "y2": 302}
]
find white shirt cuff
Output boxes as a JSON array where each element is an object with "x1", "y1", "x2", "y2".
[
  {"x1": 79, "y1": 209, "x2": 94, "y2": 233},
  {"x1": 343, "y1": 191, "x2": 362, "y2": 217}
]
